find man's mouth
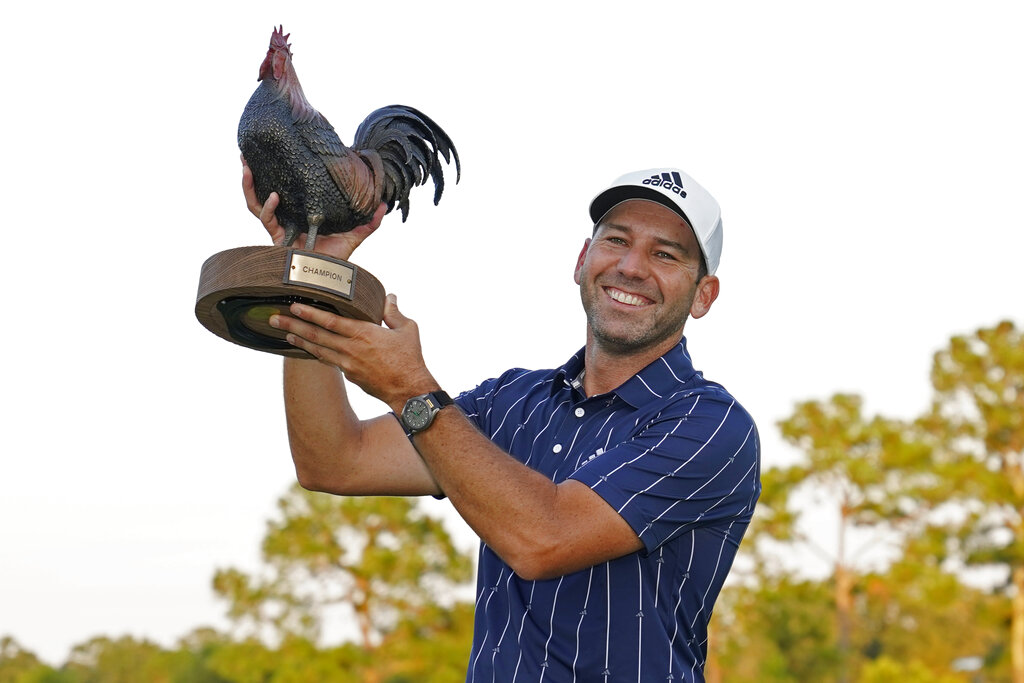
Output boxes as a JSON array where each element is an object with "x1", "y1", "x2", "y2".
[{"x1": 605, "y1": 287, "x2": 653, "y2": 307}]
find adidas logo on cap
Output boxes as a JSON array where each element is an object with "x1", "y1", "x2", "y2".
[{"x1": 642, "y1": 171, "x2": 687, "y2": 198}]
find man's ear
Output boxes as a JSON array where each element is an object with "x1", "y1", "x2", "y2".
[
  {"x1": 690, "y1": 275, "x2": 720, "y2": 319},
  {"x1": 573, "y1": 238, "x2": 592, "y2": 285}
]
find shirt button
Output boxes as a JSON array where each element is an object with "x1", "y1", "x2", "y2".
[
  {"x1": 574, "y1": 407, "x2": 585, "y2": 418},
  {"x1": 553, "y1": 444, "x2": 563, "y2": 453}
]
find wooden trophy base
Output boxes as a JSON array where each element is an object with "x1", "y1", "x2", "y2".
[{"x1": 195, "y1": 246, "x2": 385, "y2": 358}]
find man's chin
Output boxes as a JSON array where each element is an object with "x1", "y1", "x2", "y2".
[
  {"x1": 588, "y1": 308, "x2": 689, "y2": 351},
  {"x1": 592, "y1": 327, "x2": 675, "y2": 356}
]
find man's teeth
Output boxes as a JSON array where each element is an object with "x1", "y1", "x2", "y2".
[{"x1": 608, "y1": 289, "x2": 646, "y2": 306}]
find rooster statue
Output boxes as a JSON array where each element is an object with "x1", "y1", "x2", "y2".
[{"x1": 238, "y1": 26, "x2": 460, "y2": 250}]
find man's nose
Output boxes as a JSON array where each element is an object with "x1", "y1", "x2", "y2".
[{"x1": 617, "y1": 247, "x2": 649, "y2": 279}]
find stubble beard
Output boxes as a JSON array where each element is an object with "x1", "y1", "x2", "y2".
[{"x1": 582, "y1": 280, "x2": 694, "y2": 357}]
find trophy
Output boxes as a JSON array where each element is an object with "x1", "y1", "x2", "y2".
[
  {"x1": 195, "y1": 26, "x2": 459, "y2": 358},
  {"x1": 195, "y1": 244, "x2": 388, "y2": 358}
]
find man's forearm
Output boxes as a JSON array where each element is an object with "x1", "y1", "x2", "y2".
[
  {"x1": 407, "y1": 407, "x2": 642, "y2": 580},
  {"x1": 409, "y1": 408, "x2": 558, "y2": 572},
  {"x1": 282, "y1": 357, "x2": 361, "y2": 489},
  {"x1": 281, "y1": 357, "x2": 442, "y2": 497}
]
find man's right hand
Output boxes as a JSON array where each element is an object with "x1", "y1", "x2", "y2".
[{"x1": 242, "y1": 156, "x2": 387, "y2": 262}]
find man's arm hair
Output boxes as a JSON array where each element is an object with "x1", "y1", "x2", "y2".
[{"x1": 283, "y1": 358, "x2": 442, "y2": 497}]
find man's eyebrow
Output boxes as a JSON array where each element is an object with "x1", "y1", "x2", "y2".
[
  {"x1": 596, "y1": 221, "x2": 630, "y2": 235},
  {"x1": 600, "y1": 223, "x2": 692, "y2": 256},
  {"x1": 653, "y1": 236, "x2": 689, "y2": 254}
]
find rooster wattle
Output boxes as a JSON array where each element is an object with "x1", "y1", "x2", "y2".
[{"x1": 238, "y1": 26, "x2": 460, "y2": 250}]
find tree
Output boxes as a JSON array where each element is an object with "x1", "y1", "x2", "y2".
[
  {"x1": 855, "y1": 657, "x2": 963, "y2": 683},
  {"x1": 62, "y1": 635, "x2": 193, "y2": 683},
  {"x1": 213, "y1": 486, "x2": 474, "y2": 661},
  {"x1": 755, "y1": 394, "x2": 930, "y2": 681},
  {"x1": 373, "y1": 602, "x2": 475, "y2": 683},
  {"x1": 0, "y1": 637, "x2": 66, "y2": 683},
  {"x1": 201, "y1": 634, "x2": 365, "y2": 683},
  {"x1": 709, "y1": 571, "x2": 841, "y2": 683},
  {"x1": 921, "y1": 320, "x2": 1024, "y2": 682},
  {"x1": 856, "y1": 554, "x2": 1007, "y2": 679}
]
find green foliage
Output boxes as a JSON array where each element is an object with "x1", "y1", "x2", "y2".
[
  {"x1": 752, "y1": 394, "x2": 937, "y2": 681},
  {"x1": 0, "y1": 637, "x2": 67, "y2": 683},
  {"x1": 213, "y1": 486, "x2": 474, "y2": 648},
  {"x1": 374, "y1": 602, "x2": 474, "y2": 683},
  {"x1": 2, "y1": 489, "x2": 477, "y2": 683},
  {"x1": 925, "y1": 320, "x2": 1024, "y2": 573},
  {"x1": 857, "y1": 558, "x2": 1007, "y2": 674},
  {"x1": 63, "y1": 635, "x2": 201, "y2": 683},
  {"x1": 189, "y1": 604, "x2": 474, "y2": 683},
  {"x1": 922, "y1": 321, "x2": 1024, "y2": 682},
  {"x1": 713, "y1": 558, "x2": 1008, "y2": 682},
  {"x1": 770, "y1": 393, "x2": 934, "y2": 538},
  {"x1": 204, "y1": 635, "x2": 364, "y2": 683},
  {"x1": 725, "y1": 320, "x2": 1022, "y2": 682},
  {"x1": 856, "y1": 657, "x2": 962, "y2": 683},
  {"x1": 712, "y1": 573, "x2": 841, "y2": 682}
]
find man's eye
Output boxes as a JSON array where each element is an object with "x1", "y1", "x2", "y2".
[{"x1": 656, "y1": 251, "x2": 677, "y2": 260}]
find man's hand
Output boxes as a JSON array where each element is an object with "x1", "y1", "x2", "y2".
[
  {"x1": 270, "y1": 295, "x2": 438, "y2": 410},
  {"x1": 242, "y1": 156, "x2": 387, "y2": 261}
]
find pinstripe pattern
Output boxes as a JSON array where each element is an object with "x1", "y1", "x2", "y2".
[{"x1": 457, "y1": 340, "x2": 760, "y2": 682}]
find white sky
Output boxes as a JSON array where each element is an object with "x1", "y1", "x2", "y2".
[{"x1": 2, "y1": 0, "x2": 1022, "y2": 665}]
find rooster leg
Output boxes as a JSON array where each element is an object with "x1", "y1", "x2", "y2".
[{"x1": 303, "y1": 213, "x2": 324, "y2": 251}]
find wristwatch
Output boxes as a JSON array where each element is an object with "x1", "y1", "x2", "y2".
[{"x1": 399, "y1": 390, "x2": 453, "y2": 436}]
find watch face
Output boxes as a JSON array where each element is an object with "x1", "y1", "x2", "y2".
[{"x1": 403, "y1": 398, "x2": 432, "y2": 431}]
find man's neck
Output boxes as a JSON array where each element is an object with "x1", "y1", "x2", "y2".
[{"x1": 580, "y1": 332, "x2": 683, "y2": 397}]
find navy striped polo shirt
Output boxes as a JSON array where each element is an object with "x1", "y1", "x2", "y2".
[{"x1": 454, "y1": 339, "x2": 760, "y2": 682}]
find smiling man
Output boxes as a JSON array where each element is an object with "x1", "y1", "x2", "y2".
[{"x1": 245, "y1": 165, "x2": 761, "y2": 682}]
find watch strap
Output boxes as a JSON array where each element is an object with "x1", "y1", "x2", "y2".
[{"x1": 428, "y1": 390, "x2": 454, "y2": 409}]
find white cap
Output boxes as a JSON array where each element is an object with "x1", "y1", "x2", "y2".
[{"x1": 588, "y1": 168, "x2": 723, "y2": 275}]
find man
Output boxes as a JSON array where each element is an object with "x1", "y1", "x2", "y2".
[{"x1": 243, "y1": 163, "x2": 761, "y2": 681}]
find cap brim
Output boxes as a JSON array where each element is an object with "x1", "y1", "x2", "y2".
[{"x1": 589, "y1": 186, "x2": 694, "y2": 230}]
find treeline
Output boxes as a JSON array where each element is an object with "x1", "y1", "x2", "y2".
[
  {"x1": 1, "y1": 494, "x2": 476, "y2": 683},
  {"x1": 712, "y1": 320, "x2": 1022, "y2": 683},
  {"x1": 0, "y1": 615, "x2": 473, "y2": 683},
  {"x1": 2, "y1": 321, "x2": 1021, "y2": 682}
]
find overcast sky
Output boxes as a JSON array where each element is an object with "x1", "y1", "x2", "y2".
[{"x1": 3, "y1": 0, "x2": 1022, "y2": 665}]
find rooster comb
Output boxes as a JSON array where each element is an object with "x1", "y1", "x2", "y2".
[{"x1": 269, "y1": 25, "x2": 291, "y2": 53}]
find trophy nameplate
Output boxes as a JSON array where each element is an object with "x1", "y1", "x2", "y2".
[{"x1": 195, "y1": 246, "x2": 385, "y2": 359}]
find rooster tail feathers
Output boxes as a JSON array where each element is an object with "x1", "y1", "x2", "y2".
[
  {"x1": 396, "y1": 105, "x2": 461, "y2": 182},
  {"x1": 398, "y1": 106, "x2": 461, "y2": 205},
  {"x1": 352, "y1": 105, "x2": 460, "y2": 221}
]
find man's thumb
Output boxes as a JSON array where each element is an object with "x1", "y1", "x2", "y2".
[{"x1": 382, "y1": 293, "x2": 406, "y2": 328}]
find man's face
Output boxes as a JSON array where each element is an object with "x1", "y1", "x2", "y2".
[{"x1": 574, "y1": 200, "x2": 718, "y2": 357}]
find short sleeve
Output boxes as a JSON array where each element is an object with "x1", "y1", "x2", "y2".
[
  {"x1": 452, "y1": 368, "x2": 537, "y2": 439},
  {"x1": 569, "y1": 393, "x2": 760, "y2": 554}
]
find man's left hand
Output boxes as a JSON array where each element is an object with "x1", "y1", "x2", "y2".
[{"x1": 269, "y1": 295, "x2": 439, "y2": 410}]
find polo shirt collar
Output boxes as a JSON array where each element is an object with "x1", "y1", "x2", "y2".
[{"x1": 554, "y1": 339, "x2": 699, "y2": 408}]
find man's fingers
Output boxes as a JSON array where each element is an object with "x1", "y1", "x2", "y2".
[
  {"x1": 269, "y1": 304, "x2": 383, "y2": 371},
  {"x1": 242, "y1": 165, "x2": 260, "y2": 217},
  {"x1": 382, "y1": 294, "x2": 409, "y2": 330},
  {"x1": 256, "y1": 192, "x2": 286, "y2": 245},
  {"x1": 292, "y1": 303, "x2": 347, "y2": 331},
  {"x1": 339, "y1": 202, "x2": 389, "y2": 253},
  {"x1": 242, "y1": 156, "x2": 286, "y2": 244},
  {"x1": 269, "y1": 309, "x2": 346, "y2": 364},
  {"x1": 259, "y1": 192, "x2": 279, "y2": 225},
  {"x1": 272, "y1": 304, "x2": 367, "y2": 343}
]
